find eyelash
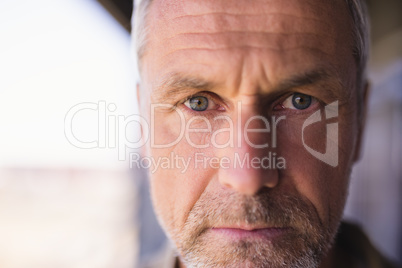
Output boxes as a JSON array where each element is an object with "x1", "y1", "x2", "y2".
[
  {"x1": 272, "y1": 93, "x2": 322, "y2": 115},
  {"x1": 177, "y1": 92, "x2": 321, "y2": 115},
  {"x1": 178, "y1": 92, "x2": 226, "y2": 114}
]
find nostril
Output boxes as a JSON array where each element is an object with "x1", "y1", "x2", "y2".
[{"x1": 218, "y1": 166, "x2": 279, "y2": 196}]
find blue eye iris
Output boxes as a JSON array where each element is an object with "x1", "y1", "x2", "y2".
[
  {"x1": 292, "y1": 93, "x2": 312, "y2": 110},
  {"x1": 189, "y1": 96, "x2": 208, "y2": 111}
]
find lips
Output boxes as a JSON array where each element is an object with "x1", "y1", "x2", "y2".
[{"x1": 210, "y1": 227, "x2": 291, "y2": 240}]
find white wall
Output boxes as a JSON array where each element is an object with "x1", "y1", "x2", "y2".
[{"x1": 0, "y1": 0, "x2": 139, "y2": 170}]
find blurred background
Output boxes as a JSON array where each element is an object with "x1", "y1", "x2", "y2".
[{"x1": 0, "y1": 0, "x2": 400, "y2": 267}]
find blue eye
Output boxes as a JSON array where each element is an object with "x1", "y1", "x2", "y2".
[
  {"x1": 291, "y1": 93, "x2": 312, "y2": 110},
  {"x1": 187, "y1": 96, "x2": 209, "y2": 111},
  {"x1": 277, "y1": 93, "x2": 315, "y2": 111}
]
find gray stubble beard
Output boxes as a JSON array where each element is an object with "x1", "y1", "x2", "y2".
[{"x1": 168, "y1": 190, "x2": 339, "y2": 268}]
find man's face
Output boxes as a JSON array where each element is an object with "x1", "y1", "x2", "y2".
[{"x1": 140, "y1": 0, "x2": 361, "y2": 267}]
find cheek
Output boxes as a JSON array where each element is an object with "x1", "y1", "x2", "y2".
[
  {"x1": 275, "y1": 113, "x2": 354, "y2": 227},
  {"x1": 149, "y1": 111, "x2": 215, "y2": 233}
]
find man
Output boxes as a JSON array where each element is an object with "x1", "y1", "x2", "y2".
[{"x1": 132, "y1": 0, "x2": 396, "y2": 267}]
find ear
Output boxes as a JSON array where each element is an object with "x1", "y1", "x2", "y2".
[{"x1": 353, "y1": 81, "x2": 370, "y2": 162}]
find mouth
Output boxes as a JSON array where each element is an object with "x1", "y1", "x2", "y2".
[{"x1": 210, "y1": 226, "x2": 291, "y2": 240}]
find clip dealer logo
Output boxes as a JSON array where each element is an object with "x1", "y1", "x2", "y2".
[
  {"x1": 64, "y1": 100, "x2": 339, "y2": 168},
  {"x1": 302, "y1": 101, "x2": 338, "y2": 167}
]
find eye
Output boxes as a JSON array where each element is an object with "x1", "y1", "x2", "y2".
[
  {"x1": 277, "y1": 93, "x2": 316, "y2": 110},
  {"x1": 184, "y1": 96, "x2": 210, "y2": 111}
]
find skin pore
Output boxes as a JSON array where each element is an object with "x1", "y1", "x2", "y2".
[{"x1": 138, "y1": 0, "x2": 364, "y2": 267}]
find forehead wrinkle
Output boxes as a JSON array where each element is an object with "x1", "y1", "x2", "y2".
[
  {"x1": 159, "y1": 31, "x2": 332, "y2": 49},
  {"x1": 154, "y1": 32, "x2": 336, "y2": 64},
  {"x1": 154, "y1": 0, "x2": 336, "y2": 23},
  {"x1": 153, "y1": 13, "x2": 334, "y2": 42},
  {"x1": 150, "y1": 13, "x2": 337, "y2": 64},
  {"x1": 170, "y1": 12, "x2": 331, "y2": 29},
  {"x1": 159, "y1": 46, "x2": 333, "y2": 66}
]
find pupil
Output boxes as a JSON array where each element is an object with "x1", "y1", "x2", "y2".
[
  {"x1": 292, "y1": 93, "x2": 311, "y2": 110},
  {"x1": 189, "y1": 96, "x2": 208, "y2": 111}
]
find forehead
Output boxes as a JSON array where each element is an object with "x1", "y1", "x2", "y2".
[{"x1": 142, "y1": 0, "x2": 354, "y2": 91}]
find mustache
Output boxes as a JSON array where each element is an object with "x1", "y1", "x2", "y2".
[{"x1": 180, "y1": 189, "x2": 322, "y2": 242}]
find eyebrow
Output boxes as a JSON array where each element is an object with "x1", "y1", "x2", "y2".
[
  {"x1": 153, "y1": 73, "x2": 219, "y2": 103},
  {"x1": 271, "y1": 69, "x2": 346, "y2": 101},
  {"x1": 153, "y1": 68, "x2": 345, "y2": 104}
]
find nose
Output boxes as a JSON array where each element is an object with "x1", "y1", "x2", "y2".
[{"x1": 216, "y1": 109, "x2": 279, "y2": 195}]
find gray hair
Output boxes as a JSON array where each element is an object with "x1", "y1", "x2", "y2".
[
  {"x1": 132, "y1": 0, "x2": 370, "y2": 90},
  {"x1": 131, "y1": 0, "x2": 152, "y2": 74}
]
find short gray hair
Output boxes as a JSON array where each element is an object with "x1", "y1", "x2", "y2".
[
  {"x1": 132, "y1": 0, "x2": 370, "y2": 89},
  {"x1": 131, "y1": 0, "x2": 152, "y2": 74}
]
